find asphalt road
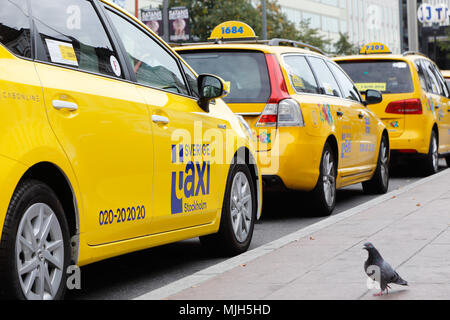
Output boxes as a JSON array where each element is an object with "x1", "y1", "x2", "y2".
[{"x1": 67, "y1": 160, "x2": 447, "y2": 300}]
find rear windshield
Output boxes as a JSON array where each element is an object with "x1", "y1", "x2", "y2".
[
  {"x1": 337, "y1": 60, "x2": 414, "y2": 94},
  {"x1": 180, "y1": 50, "x2": 271, "y2": 103}
]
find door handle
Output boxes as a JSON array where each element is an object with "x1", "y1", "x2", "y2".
[
  {"x1": 358, "y1": 113, "x2": 364, "y2": 119},
  {"x1": 152, "y1": 115, "x2": 169, "y2": 125},
  {"x1": 336, "y1": 111, "x2": 344, "y2": 117},
  {"x1": 52, "y1": 100, "x2": 78, "y2": 111}
]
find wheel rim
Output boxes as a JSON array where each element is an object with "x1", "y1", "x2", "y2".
[
  {"x1": 322, "y1": 150, "x2": 336, "y2": 207},
  {"x1": 431, "y1": 135, "x2": 438, "y2": 172},
  {"x1": 380, "y1": 139, "x2": 389, "y2": 187},
  {"x1": 230, "y1": 172, "x2": 253, "y2": 243},
  {"x1": 15, "y1": 203, "x2": 64, "y2": 300}
]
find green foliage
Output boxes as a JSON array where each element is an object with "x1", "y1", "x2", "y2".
[
  {"x1": 333, "y1": 32, "x2": 359, "y2": 56},
  {"x1": 167, "y1": 0, "x2": 332, "y2": 52}
]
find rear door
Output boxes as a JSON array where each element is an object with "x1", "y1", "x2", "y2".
[
  {"x1": 307, "y1": 56, "x2": 361, "y2": 171},
  {"x1": 327, "y1": 61, "x2": 379, "y2": 169},
  {"x1": 32, "y1": 0, "x2": 154, "y2": 245}
]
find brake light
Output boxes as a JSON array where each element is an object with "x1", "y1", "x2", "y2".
[
  {"x1": 265, "y1": 54, "x2": 290, "y2": 103},
  {"x1": 385, "y1": 99, "x2": 423, "y2": 115},
  {"x1": 256, "y1": 55, "x2": 304, "y2": 127}
]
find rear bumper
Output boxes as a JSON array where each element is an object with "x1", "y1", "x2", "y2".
[{"x1": 257, "y1": 128, "x2": 324, "y2": 192}]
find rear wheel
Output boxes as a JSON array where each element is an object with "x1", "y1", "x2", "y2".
[
  {"x1": 200, "y1": 164, "x2": 256, "y2": 256},
  {"x1": 422, "y1": 131, "x2": 439, "y2": 176},
  {"x1": 0, "y1": 180, "x2": 70, "y2": 300},
  {"x1": 311, "y1": 143, "x2": 336, "y2": 217},
  {"x1": 362, "y1": 134, "x2": 390, "y2": 194},
  {"x1": 446, "y1": 155, "x2": 450, "y2": 168}
]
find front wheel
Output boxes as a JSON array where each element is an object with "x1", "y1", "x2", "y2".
[
  {"x1": 200, "y1": 164, "x2": 256, "y2": 256},
  {"x1": 362, "y1": 134, "x2": 390, "y2": 194},
  {"x1": 422, "y1": 131, "x2": 439, "y2": 176},
  {"x1": 446, "y1": 155, "x2": 450, "y2": 168},
  {"x1": 311, "y1": 143, "x2": 337, "y2": 217},
  {"x1": 0, "y1": 180, "x2": 71, "y2": 300}
]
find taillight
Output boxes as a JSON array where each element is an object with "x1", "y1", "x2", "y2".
[
  {"x1": 256, "y1": 54, "x2": 304, "y2": 127},
  {"x1": 385, "y1": 99, "x2": 423, "y2": 115}
]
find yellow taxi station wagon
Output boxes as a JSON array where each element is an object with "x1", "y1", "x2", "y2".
[
  {"x1": 0, "y1": 0, "x2": 262, "y2": 300},
  {"x1": 176, "y1": 22, "x2": 390, "y2": 217},
  {"x1": 334, "y1": 44, "x2": 450, "y2": 173}
]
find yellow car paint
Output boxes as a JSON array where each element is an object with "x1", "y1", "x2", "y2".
[
  {"x1": 176, "y1": 43, "x2": 387, "y2": 193},
  {"x1": 334, "y1": 53, "x2": 450, "y2": 157},
  {"x1": 0, "y1": 1, "x2": 262, "y2": 270}
]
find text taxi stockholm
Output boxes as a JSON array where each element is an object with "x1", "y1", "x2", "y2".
[{"x1": 179, "y1": 304, "x2": 271, "y2": 317}]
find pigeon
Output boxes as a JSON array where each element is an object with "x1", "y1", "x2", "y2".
[{"x1": 363, "y1": 242, "x2": 408, "y2": 296}]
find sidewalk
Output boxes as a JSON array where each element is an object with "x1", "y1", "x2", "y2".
[{"x1": 138, "y1": 169, "x2": 450, "y2": 300}]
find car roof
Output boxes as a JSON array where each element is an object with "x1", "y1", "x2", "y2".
[
  {"x1": 333, "y1": 53, "x2": 429, "y2": 63},
  {"x1": 174, "y1": 43, "x2": 325, "y2": 58}
]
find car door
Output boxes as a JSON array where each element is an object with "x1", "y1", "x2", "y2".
[
  {"x1": 327, "y1": 61, "x2": 379, "y2": 170},
  {"x1": 31, "y1": 0, "x2": 154, "y2": 246},
  {"x1": 104, "y1": 7, "x2": 223, "y2": 234},
  {"x1": 307, "y1": 56, "x2": 361, "y2": 172},
  {"x1": 421, "y1": 59, "x2": 448, "y2": 153},
  {"x1": 430, "y1": 63, "x2": 450, "y2": 153}
]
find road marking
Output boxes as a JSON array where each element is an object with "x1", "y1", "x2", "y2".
[{"x1": 134, "y1": 168, "x2": 450, "y2": 300}]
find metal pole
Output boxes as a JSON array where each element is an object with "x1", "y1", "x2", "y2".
[
  {"x1": 163, "y1": 0, "x2": 169, "y2": 42},
  {"x1": 135, "y1": 0, "x2": 139, "y2": 18},
  {"x1": 407, "y1": 0, "x2": 419, "y2": 52},
  {"x1": 262, "y1": 0, "x2": 267, "y2": 40}
]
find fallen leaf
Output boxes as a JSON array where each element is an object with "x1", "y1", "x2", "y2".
[
  {"x1": 309, "y1": 236, "x2": 315, "y2": 240},
  {"x1": 416, "y1": 203, "x2": 421, "y2": 207}
]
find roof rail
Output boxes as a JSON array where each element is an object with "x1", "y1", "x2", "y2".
[
  {"x1": 268, "y1": 38, "x2": 325, "y2": 55},
  {"x1": 402, "y1": 51, "x2": 427, "y2": 57}
]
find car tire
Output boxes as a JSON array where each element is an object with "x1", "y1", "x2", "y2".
[
  {"x1": 422, "y1": 131, "x2": 439, "y2": 176},
  {"x1": 200, "y1": 164, "x2": 256, "y2": 257},
  {"x1": 311, "y1": 143, "x2": 337, "y2": 217},
  {"x1": 362, "y1": 134, "x2": 390, "y2": 195},
  {"x1": 446, "y1": 155, "x2": 450, "y2": 168},
  {"x1": 0, "y1": 180, "x2": 71, "y2": 300}
]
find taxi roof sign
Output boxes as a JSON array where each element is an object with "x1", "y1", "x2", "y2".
[
  {"x1": 209, "y1": 21, "x2": 257, "y2": 41},
  {"x1": 360, "y1": 42, "x2": 392, "y2": 55}
]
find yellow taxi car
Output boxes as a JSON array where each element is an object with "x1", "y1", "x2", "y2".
[
  {"x1": 0, "y1": 1, "x2": 262, "y2": 300},
  {"x1": 176, "y1": 22, "x2": 390, "y2": 217},
  {"x1": 334, "y1": 43, "x2": 450, "y2": 172}
]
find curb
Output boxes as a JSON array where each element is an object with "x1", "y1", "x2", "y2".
[{"x1": 134, "y1": 168, "x2": 450, "y2": 300}]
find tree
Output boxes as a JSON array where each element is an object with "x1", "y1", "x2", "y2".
[
  {"x1": 167, "y1": 0, "x2": 331, "y2": 52},
  {"x1": 333, "y1": 32, "x2": 359, "y2": 56}
]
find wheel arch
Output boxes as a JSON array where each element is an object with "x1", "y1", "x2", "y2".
[{"x1": 19, "y1": 162, "x2": 80, "y2": 264}]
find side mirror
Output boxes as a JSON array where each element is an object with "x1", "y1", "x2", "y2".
[
  {"x1": 364, "y1": 89, "x2": 383, "y2": 106},
  {"x1": 197, "y1": 74, "x2": 229, "y2": 112}
]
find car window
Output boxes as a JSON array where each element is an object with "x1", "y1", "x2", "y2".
[
  {"x1": 180, "y1": 50, "x2": 270, "y2": 104},
  {"x1": 106, "y1": 9, "x2": 189, "y2": 95},
  {"x1": 422, "y1": 60, "x2": 442, "y2": 95},
  {"x1": 0, "y1": 0, "x2": 31, "y2": 58},
  {"x1": 415, "y1": 60, "x2": 428, "y2": 92},
  {"x1": 181, "y1": 63, "x2": 199, "y2": 98},
  {"x1": 31, "y1": 0, "x2": 122, "y2": 78},
  {"x1": 283, "y1": 55, "x2": 319, "y2": 94},
  {"x1": 327, "y1": 61, "x2": 361, "y2": 102},
  {"x1": 338, "y1": 60, "x2": 414, "y2": 94},
  {"x1": 307, "y1": 56, "x2": 341, "y2": 97},
  {"x1": 430, "y1": 63, "x2": 449, "y2": 97}
]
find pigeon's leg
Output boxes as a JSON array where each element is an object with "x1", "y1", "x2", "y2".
[{"x1": 373, "y1": 291, "x2": 383, "y2": 297}]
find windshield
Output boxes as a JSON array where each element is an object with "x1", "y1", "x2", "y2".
[
  {"x1": 337, "y1": 60, "x2": 414, "y2": 94},
  {"x1": 180, "y1": 50, "x2": 271, "y2": 103}
]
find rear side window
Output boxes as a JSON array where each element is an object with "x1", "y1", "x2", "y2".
[
  {"x1": 307, "y1": 56, "x2": 341, "y2": 97},
  {"x1": 0, "y1": 0, "x2": 31, "y2": 58},
  {"x1": 31, "y1": 0, "x2": 122, "y2": 78},
  {"x1": 180, "y1": 51, "x2": 270, "y2": 103},
  {"x1": 422, "y1": 60, "x2": 442, "y2": 95},
  {"x1": 283, "y1": 55, "x2": 319, "y2": 94},
  {"x1": 337, "y1": 60, "x2": 414, "y2": 94},
  {"x1": 327, "y1": 62, "x2": 361, "y2": 102}
]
